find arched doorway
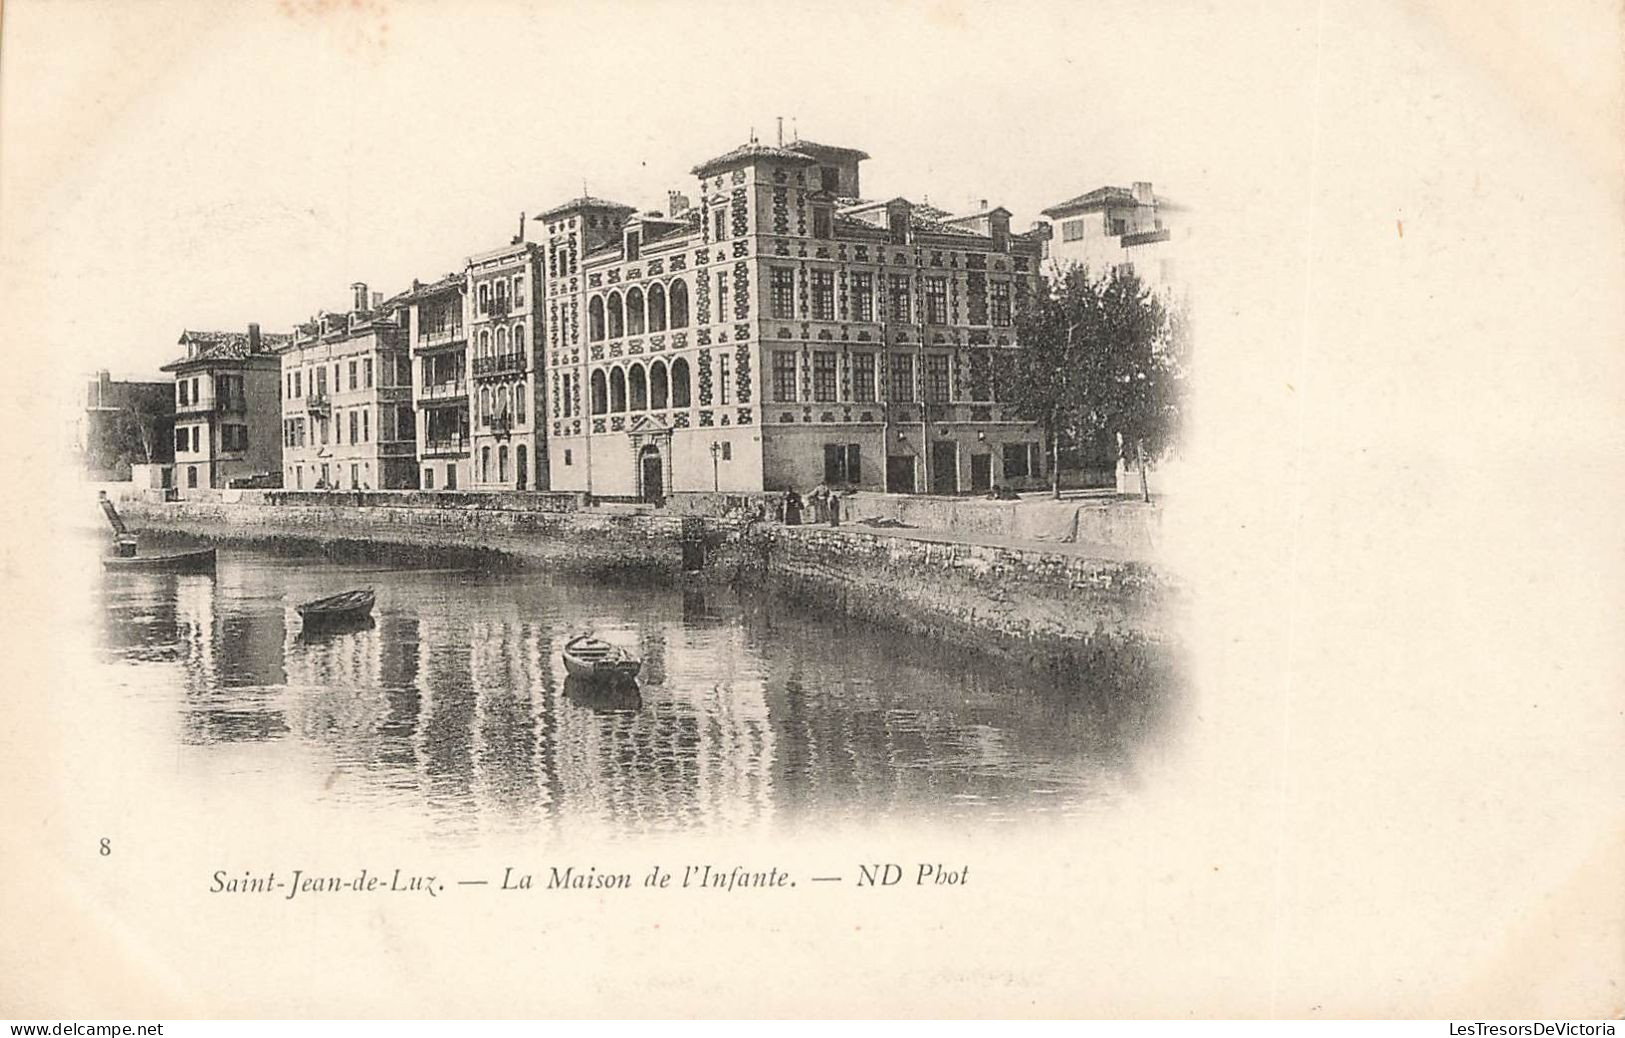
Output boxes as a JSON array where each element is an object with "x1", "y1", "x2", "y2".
[{"x1": 639, "y1": 444, "x2": 663, "y2": 503}]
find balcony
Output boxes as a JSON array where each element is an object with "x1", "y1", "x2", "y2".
[
  {"x1": 473, "y1": 352, "x2": 525, "y2": 378},
  {"x1": 1120, "y1": 228, "x2": 1171, "y2": 248},
  {"x1": 421, "y1": 435, "x2": 469, "y2": 457},
  {"x1": 305, "y1": 392, "x2": 331, "y2": 417},
  {"x1": 419, "y1": 380, "x2": 468, "y2": 402},
  {"x1": 478, "y1": 297, "x2": 510, "y2": 320},
  {"x1": 415, "y1": 326, "x2": 467, "y2": 351}
]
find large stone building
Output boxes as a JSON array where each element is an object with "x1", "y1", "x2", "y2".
[
  {"x1": 278, "y1": 283, "x2": 417, "y2": 491},
  {"x1": 467, "y1": 241, "x2": 546, "y2": 491},
  {"x1": 1041, "y1": 181, "x2": 1185, "y2": 296},
  {"x1": 398, "y1": 274, "x2": 470, "y2": 491},
  {"x1": 162, "y1": 326, "x2": 286, "y2": 495},
  {"x1": 537, "y1": 138, "x2": 1051, "y2": 499}
]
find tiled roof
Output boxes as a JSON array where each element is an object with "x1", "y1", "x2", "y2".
[
  {"x1": 162, "y1": 329, "x2": 289, "y2": 370},
  {"x1": 786, "y1": 139, "x2": 871, "y2": 161},
  {"x1": 537, "y1": 196, "x2": 637, "y2": 220},
  {"x1": 690, "y1": 142, "x2": 818, "y2": 177},
  {"x1": 1042, "y1": 186, "x2": 1150, "y2": 217}
]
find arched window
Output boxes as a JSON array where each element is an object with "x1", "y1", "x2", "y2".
[
  {"x1": 479, "y1": 329, "x2": 491, "y2": 358},
  {"x1": 648, "y1": 283, "x2": 667, "y2": 332},
  {"x1": 589, "y1": 297, "x2": 605, "y2": 341},
  {"x1": 479, "y1": 386, "x2": 490, "y2": 423},
  {"x1": 670, "y1": 357, "x2": 691, "y2": 408},
  {"x1": 480, "y1": 446, "x2": 490, "y2": 482},
  {"x1": 626, "y1": 287, "x2": 645, "y2": 336},
  {"x1": 513, "y1": 322, "x2": 525, "y2": 360},
  {"x1": 516, "y1": 445, "x2": 528, "y2": 490},
  {"x1": 669, "y1": 279, "x2": 689, "y2": 329},
  {"x1": 650, "y1": 360, "x2": 669, "y2": 409},
  {"x1": 495, "y1": 325, "x2": 509, "y2": 353},
  {"x1": 629, "y1": 364, "x2": 647, "y2": 410},
  {"x1": 498, "y1": 384, "x2": 512, "y2": 418},
  {"x1": 515, "y1": 382, "x2": 526, "y2": 424},
  {"x1": 607, "y1": 292, "x2": 624, "y2": 338},
  {"x1": 609, "y1": 368, "x2": 626, "y2": 412},
  {"x1": 478, "y1": 283, "x2": 490, "y2": 314},
  {"x1": 590, "y1": 369, "x2": 607, "y2": 414},
  {"x1": 498, "y1": 445, "x2": 509, "y2": 483}
]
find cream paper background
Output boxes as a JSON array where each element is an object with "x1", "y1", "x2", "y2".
[{"x1": 1, "y1": 0, "x2": 1621, "y2": 1019}]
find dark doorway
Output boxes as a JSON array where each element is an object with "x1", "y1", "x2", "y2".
[
  {"x1": 886, "y1": 454, "x2": 915, "y2": 494},
  {"x1": 970, "y1": 453, "x2": 992, "y2": 493},
  {"x1": 640, "y1": 446, "x2": 664, "y2": 503},
  {"x1": 930, "y1": 441, "x2": 958, "y2": 495},
  {"x1": 516, "y1": 445, "x2": 528, "y2": 491}
]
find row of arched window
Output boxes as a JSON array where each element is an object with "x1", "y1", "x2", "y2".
[
  {"x1": 476, "y1": 322, "x2": 525, "y2": 358},
  {"x1": 588, "y1": 280, "x2": 689, "y2": 341},
  {"x1": 475, "y1": 382, "x2": 526, "y2": 425},
  {"x1": 588, "y1": 358, "x2": 691, "y2": 415}
]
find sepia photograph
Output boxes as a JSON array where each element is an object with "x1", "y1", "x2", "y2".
[{"x1": 1, "y1": 0, "x2": 1620, "y2": 1023}]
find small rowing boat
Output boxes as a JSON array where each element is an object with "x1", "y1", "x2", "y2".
[
  {"x1": 102, "y1": 546, "x2": 217, "y2": 573},
  {"x1": 561, "y1": 634, "x2": 641, "y2": 684},
  {"x1": 296, "y1": 589, "x2": 376, "y2": 629}
]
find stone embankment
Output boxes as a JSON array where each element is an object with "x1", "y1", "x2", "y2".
[{"x1": 111, "y1": 488, "x2": 1181, "y2": 670}]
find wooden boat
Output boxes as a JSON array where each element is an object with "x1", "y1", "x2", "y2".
[
  {"x1": 296, "y1": 589, "x2": 376, "y2": 629},
  {"x1": 102, "y1": 546, "x2": 217, "y2": 573},
  {"x1": 561, "y1": 634, "x2": 641, "y2": 684}
]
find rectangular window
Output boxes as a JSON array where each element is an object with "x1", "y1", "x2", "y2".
[
  {"x1": 286, "y1": 373, "x2": 292, "y2": 399},
  {"x1": 424, "y1": 468, "x2": 435, "y2": 490},
  {"x1": 713, "y1": 207, "x2": 726, "y2": 242},
  {"x1": 319, "y1": 417, "x2": 329, "y2": 445},
  {"x1": 294, "y1": 370, "x2": 302, "y2": 398},
  {"x1": 925, "y1": 354, "x2": 950, "y2": 402},
  {"x1": 625, "y1": 231, "x2": 640, "y2": 261},
  {"x1": 1029, "y1": 443, "x2": 1043, "y2": 477},
  {"x1": 716, "y1": 272, "x2": 729, "y2": 321},
  {"x1": 564, "y1": 449, "x2": 572, "y2": 466},
  {"x1": 364, "y1": 358, "x2": 373, "y2": 388},
  {"x1": 719, "y1": 353, "x2": 731, "y2": 406},
  {"x1": 770, "y1": 268, "x2": 795, "y2": 319},
  {"x1": 813, "y1": 351, "x2": 837, "y2": 402},
  {"x1": 811, "y1": 270, "x2": 835, "y2": 321},
  {"x1": 924, "y1": 276, "x2": 948, "y2": 325},
  {"x1": 721, "y1": 442, "x2": 732, "y2": 461},
  {"x1": 889, "y1": 211, "x2": 908, "y2": 244},
  {"x1": 772, "y1": 350, "x2": 798, "y2": 403},
  {"x1": 1062, "y1": 219, "x2": 1085, "y2": 242},
  {"x1": 889, "y1": 275, "x2": 911, "y2": 323},
  {"x1": 991, "y1": 282, "x2": 1012, "y2": 327},
  {"x1": 191, "y1": 427, "x2": 200, "y2": 453},
  {"x1": 350, "y1": 463, "x2": 360, "y2": 490},
  {"x1": 513, "y1": 274, "x2": 525, "y2": 308},
  {"x1": 890, "y1": 353, "x2": 915, "y2": 402},
  {"x1": 175, "y1": 427, "x2": 188, "y2": 453},
  {"x1": 851, "y1": 353, "x2": 876, "y2": 402},
  {"x1": 1004, "y1": 443, "x2": 1031, "y2": 478},
  {"x1": 851, "y1": 273, "x2": 875, "y2": 322},
  {"x1": 348, "y1": 360, "x2": 358, "y2": 390},
  {"x1": 178, "y1": 381, "x2": 189, "y2": 407},
  {"x1": 1110, "y1": 217, "x2": 1127, "y2": 236},
  {"x1": 813, "y1": 208, "x2": 832, "y2": 239},
  {"x1": 362, "y1": 408, "x2": 370, "y2": 442},
  {"x1": 317, "y1": 367, "x2": 328, "y2": 395}
]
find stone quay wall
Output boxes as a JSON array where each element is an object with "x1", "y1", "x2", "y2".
[{"x1": 114, "y1": 494, "x2": 1180, "y2": 668}]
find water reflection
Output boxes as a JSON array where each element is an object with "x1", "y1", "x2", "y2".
[{"x1": 96, "y1": 545, "x2": 1182, "y2": 838}]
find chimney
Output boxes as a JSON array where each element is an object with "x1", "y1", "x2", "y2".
[
  {"x1": 371, "y1": 291, "x2": 382, "y2": 309},
  {"x1": 667, "y1": 190, "x2": 690, "y2": 218},
  {"x1": 979, "y1": 198, "x2": 988, "y2": 211},
  {"x1": 247, "y1": 323, "x2": 261, "y2": 353},
  {"x1": 351, "y1": 282, "x2": 368, "y2": 311},
  {"x1": 1132, "y1": 181, "x2": 1154, "y2": 205}
]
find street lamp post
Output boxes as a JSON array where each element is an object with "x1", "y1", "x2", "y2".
[{"x1": 709, "y1": 440, "x2": 721, "y2": 492}]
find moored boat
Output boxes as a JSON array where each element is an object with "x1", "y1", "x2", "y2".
[
  {"x1": 296, "y1": 589, "x2": 376, "y2": 629},
  {"x1": 561, "y1": 634, "x2": 641, "y2": 684},
  {"x1": 102, "y1": 546, "x2": 217, "y2": 573}
]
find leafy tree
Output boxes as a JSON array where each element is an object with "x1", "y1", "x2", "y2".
[{"x1": 1010, "y1": 264, "x2": 1188, "y2": 500}]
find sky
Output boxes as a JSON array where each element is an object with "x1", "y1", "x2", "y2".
[{"x1": 0, "y1": 0, "x2": 1284, "y2": 382}]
